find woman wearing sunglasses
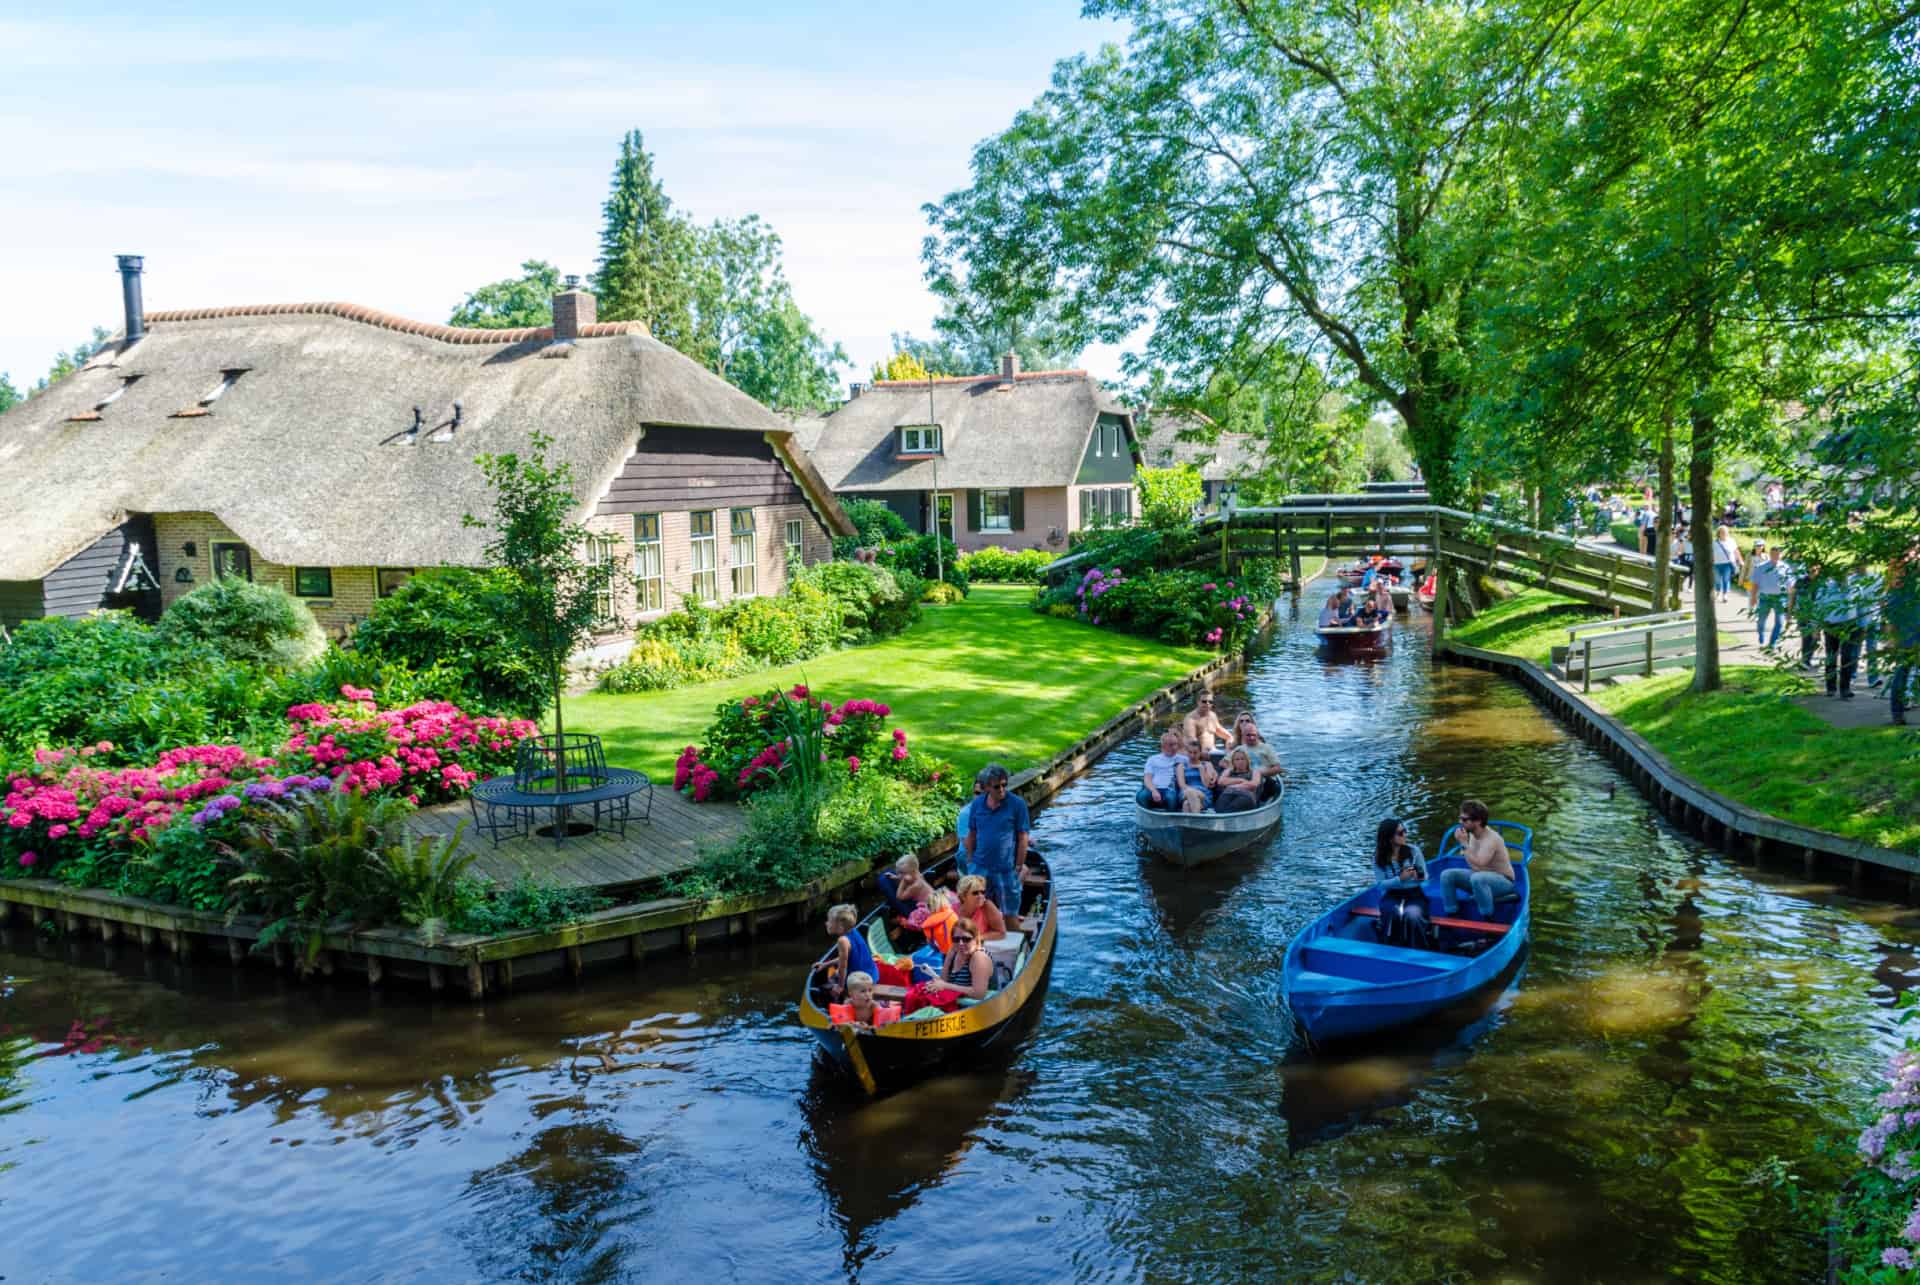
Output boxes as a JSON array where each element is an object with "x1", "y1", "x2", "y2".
[{"x1": 905, "y1": 923, "x2": 995, "y2": 1013}]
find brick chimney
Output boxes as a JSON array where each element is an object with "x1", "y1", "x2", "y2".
[
  {"x1": 1000, "y1": 352, "x2": 1020, "y2": 384},
  {"x1": 552, "y1": 280, "x2": 596, "y2": 342}
]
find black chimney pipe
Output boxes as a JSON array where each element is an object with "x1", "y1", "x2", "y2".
[{"x1": 116, "y1": 254, "x2": 145, "y2": 343}]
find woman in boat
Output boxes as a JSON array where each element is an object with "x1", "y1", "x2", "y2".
[
  {"x1": 1371, "y1": 818, "x2": 1427, "y2": 886},
  {"x1": 1138, "y1": 729, "x2": 1195, "y2": 812},
  {"x1": 954, "y1": 875, "x2": 1008, "y2": 942},
  {"x1": 1213, "y1": 747, "x2": 1262, "y2": 812},
  {"x1": 907, "y1": 922, "x2": 995, "y2": 1012},
  {"x1": 815, "y1": 903, "x2": 876, "y2": 1000},
  {"x1": 1183, "y1": 735, "x2": 1221, "y2": 809}
]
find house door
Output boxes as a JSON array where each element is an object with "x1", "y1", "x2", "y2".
[{"x1": 934, "y1": 493, "x2": 955, "y2": 544}]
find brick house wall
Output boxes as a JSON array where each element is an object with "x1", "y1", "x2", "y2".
[
  {"x1": 955, "y1": 486, "x2": 1075, "y2": 554},
  {"x1": 154, "y1": 512, "x2": 384, "y2": 636}
]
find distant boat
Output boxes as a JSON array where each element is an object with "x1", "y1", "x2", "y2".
[
  {"x1": 1316, "y1": 619, "x2": 1392, "y2": 655},
  {"x1": 1283, "y1": 822, "x2": 1534, "y2": 1043},
  {"x1": 1136, "y1": 782, "x2": 1285, "y2": 867},
  {"x1": 799, "y1": 854, "x2": 1057, "y2": 1095}
]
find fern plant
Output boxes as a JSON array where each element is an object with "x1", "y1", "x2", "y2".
[
  {"x1": 221, "y1": 791, "x2": 413, "y2": 967},
  {"x1": 383, "y1": 824, "x2": 477, "y2": 944}
]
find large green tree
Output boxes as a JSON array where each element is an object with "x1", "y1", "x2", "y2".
[
  {"x1": 33, "y1": 327, "x2": 113, "y2": 394},
  {"x1": 923, "y1": 0, "x2": 1583, "y2": 506},
  {"x1": 594, "y1": 129, "x2": 701, "y2": 351},
  {"x1": 688, "y1": 217, "x2": 847, "y2": 411},
  {"x1": 449, "y1": 260, "x2": 562, "y2": 329}
]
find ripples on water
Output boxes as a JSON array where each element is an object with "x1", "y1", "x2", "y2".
[{"x1": 3, "y1": 586, "x2": 1915, "y2": 1282}]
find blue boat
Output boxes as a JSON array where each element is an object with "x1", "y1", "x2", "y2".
[{"x1": 1283, "y1": 821, "x2": 1534, "y2": 1043}]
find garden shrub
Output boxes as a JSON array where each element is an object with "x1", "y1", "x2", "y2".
[
  {"x1": 448, "y1": 874, "x2": 609, "y2": 935},
  {"x1": 793, "y1": 561, "x2": 919, "y2": 644},
  {"x1": 840, "y1": 497, "x2": 913, "y2": 547},
  {"x1": 1036, "y1": 561, "x2": 1282, "y2": 650},
  {"x1": 874, "y1": 534, "x2": 968, "y2": 592},
  {"x1": 957, "y1": 547, "x2": 1056, "y2": 582},
  {"x1": 222, "y1": 789, "x2": 418, "y2": 961},
  {"x1": 349, "y1": 568, "x2": 549, "y2": 719},
  {"x1": 922, "y1": 580, "x2": 966, "y2": 604},
  {"x1": 158, "y1": 577, "x2": 327, "y2": 669}
]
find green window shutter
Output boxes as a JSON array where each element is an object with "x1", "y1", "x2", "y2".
[
  {"x1": 967, "y1": 489, "x2": 982, "y2": 532},
  {"x1": 1009, "y1": 488, "x2": 1025, "y2": 531}
]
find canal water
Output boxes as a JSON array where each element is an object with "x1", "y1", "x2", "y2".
[{"x1": 3, "y1": 586, "x2": 1912, "y2": 1282}]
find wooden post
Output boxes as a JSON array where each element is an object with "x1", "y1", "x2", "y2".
[
  {"x1": 1287, "y1": 523, "x2": 1302, "y2": 587},
  {"x1": 1583, "y1": 638, "x2": 1594, "y2": 693},
  {"x1": 465, "y1": 959, "x2": 486, "y2": 999},
  {"x1": 566, "y1": 945, "x2": 584, "y2": 978},
  {"x1": 366, "y1": 954, "x2": 384, "y2": 987},
  {"x1": 497, "y1": 959, "x2": 514, "y2": 990},
  {"x1": 428, "y1": 963, "x2": 446, "y2": 992},
  {"x1": 1429, "y1": 512, "x2": 1449, "y2": 648},
  {"x1": 226, "y1": 937, "x2": 247, "y2": 966},
  {"x1": 1645, "y1": 628, "x2": 1656, "y2": 677},
  {"x1": 1802, "y1": 847, "x2": 1818, "y2": 877}
]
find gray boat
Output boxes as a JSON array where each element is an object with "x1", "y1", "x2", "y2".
[{"x1": 1135, "y1": 783, "x2": 1285, "y2": 867}]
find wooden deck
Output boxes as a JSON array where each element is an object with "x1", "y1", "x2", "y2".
[{"x1": 404, "y1": 786, "x2": 747, "y2": 891}]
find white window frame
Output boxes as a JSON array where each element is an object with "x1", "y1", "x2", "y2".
[
  {"x1": 689, "y1": 510, "x2": 718, "y2": 602},
  {"x1": 586, "y1": 534, "x2": 618, "y2": 625},
  {"x1": 784, "y1": 518, "x2": 804, "y2": 561},
  {"x1": 633, "y1": 513, "x2": 664, "y2": 612},
  {"x1": 981, "y1": 488, "x2": 1013, "y2": 533},
  {"x1": 900, "y1": 424, "x2": 942, "y2": 454},
  {"x1": 730, "y1": 509, "x2": 757, "y2": 597}
]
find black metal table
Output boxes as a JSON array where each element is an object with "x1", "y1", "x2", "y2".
[{"x1": 468, "y1": 767, "x2": 653, "y2": 846}]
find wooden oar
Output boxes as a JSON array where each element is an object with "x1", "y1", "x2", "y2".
[{"x1": 1350, "y1": 905, "x2": 1511, "y2": 936}]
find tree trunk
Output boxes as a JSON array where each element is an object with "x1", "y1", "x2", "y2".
[
  {"x1": 1653, "y1": 421, "x2": 1676, "y2": 610},
  {"x1": 1688, "y1": 408, "x2": 1722, "y2": 693}
]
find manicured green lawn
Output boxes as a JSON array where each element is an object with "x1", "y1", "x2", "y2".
[
  {"x1": 1589, "y1": 668, "x2": 1920, "y2": 855},
  {"x1": 1445, "y1": 588, "x2": 1611, "y2": 666},
  {"x1": 567, "y1": 584, "x2": 1214, "y2": 780}
]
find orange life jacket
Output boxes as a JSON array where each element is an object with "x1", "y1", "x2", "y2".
[
  {"x1": 919, "y1": 902, "x2": 959, "y2": 954},
  {"x1": 829, "y1": 1001, "x2": 901, "y2": 1026}
]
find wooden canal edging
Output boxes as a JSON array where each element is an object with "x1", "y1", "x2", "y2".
[
  {"x1": 1439, "y1": 640, "x2": 1920, "y2": 898},
  {"x1": 0, "y1": 609, "x2": 1278, "y2": 999}
]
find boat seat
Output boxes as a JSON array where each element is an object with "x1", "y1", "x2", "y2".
[
  {"x1": 1303, "y1": 935, "x2": 1456, "y2": 970},
  {"x1": 1289, "y1": 968, "x2": 1372, "y2": 992},
  {"x1": 871, "y1": 984, "x2": 910, "y2": 1002}
]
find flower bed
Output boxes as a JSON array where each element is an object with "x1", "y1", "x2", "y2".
[
  {"x1": 1, "y1": 687, "x2": 536, "y2": 904},
  {"x1": 667, "y1": 684, "x2": 963, "y2": 899}
]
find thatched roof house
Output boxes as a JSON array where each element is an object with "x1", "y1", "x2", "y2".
[
  {"x1": 0, "y1": 258, "x2": 851, "y2": 636},
  {"x1": 1135, "y1": 412, "x2": 1270, "y2": 510},
  {"x1": 807, "y1": 355, "x2": 1139, "y2": 552}
]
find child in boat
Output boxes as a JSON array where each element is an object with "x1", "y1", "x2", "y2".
[
  {"x1": 816, "y1": 903, "x2": 876, "y2": 1001},
  {"x1": 829, "y1": 972, "x2": 902, "y2": 1029},
  {"x1": 909, "y1": 887, "x2": 960, "y2": 954}
]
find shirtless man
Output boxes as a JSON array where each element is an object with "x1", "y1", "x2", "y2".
[
  {"x1": 1181, "y1": 691, "x2": 1236, "y2": 757},
  {"x1": 1440, "y1": 799, "x2": 1516, "y2": 918}
]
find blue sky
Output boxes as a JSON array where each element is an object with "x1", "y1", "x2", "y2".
[{"x1": 0, "y1": 3, "x2": 1127, "y2": 390}]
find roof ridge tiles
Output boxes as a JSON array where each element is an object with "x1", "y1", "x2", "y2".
[
  {"x1": 868, "y1": 368, "x2": 1091, "y2": 388},
  {"x1": 140, "y1": 302, "x2": 650, "y2": 346}
]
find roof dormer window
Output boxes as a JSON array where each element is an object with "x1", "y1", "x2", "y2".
[
  {"x1": 67, "y1": 375, "x2": 140, "y2": 422},
  {"x1": 897, "y1": 424, "x2": 942, "y2": 456},
  {"x1": 171, "y1": 369, "x2": 247, "y2": 418}
]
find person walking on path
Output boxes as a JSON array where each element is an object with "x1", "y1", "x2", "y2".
[
  {"x1": 1888, "y1": 549, "x2": 1919, "y2": 727},
  {"x1": 1710, "y1": 526, "x2": 1742, "y2": 602},
  {"x1": 1814, "y1": 572, "x2": 1872, "y2": 699},
  {"x1": 1748, "y1": 543, "x2": 1795, "y2": 649},
  {"x1": 962, "y1": 762, "x2": 1030, "y2": 918}
]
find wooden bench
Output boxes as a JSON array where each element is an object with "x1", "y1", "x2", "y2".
[
  {"x1": 1350, "y1": 905, "x2": 1512, "y2": 936},
  {"x1": 871, "y1": 984, "x2": 910, "y2": 1002}
]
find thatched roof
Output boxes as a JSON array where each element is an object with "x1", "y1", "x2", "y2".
[
  {"x1": 0, "y1": 304, "x2": 850, "y2": 581},
  {"x1": 1134, "y1": 412, "x2": 1269, "y2": 482},
  {"x1": 809, "y1": 370, "x2": 1133, "y2": 492}
]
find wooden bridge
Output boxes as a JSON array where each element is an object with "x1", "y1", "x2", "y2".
[{"x1": 1047, "y1": 496, "x2": 1686, "y2": 625}]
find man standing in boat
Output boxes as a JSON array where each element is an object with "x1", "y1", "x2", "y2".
[
  {"x1": 963, "y1": 763, "x2": 1030, "y2": 920},
  {"x1": 1181, "y1": 691, "x2": 1236, "y2": 757},
  {"x1": 1440, "y1": 799, "x2": 1516, "y2": 919}
]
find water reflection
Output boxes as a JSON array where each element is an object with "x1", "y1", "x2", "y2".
[{"x1": 2, "y1": 584, "x2": 1916, "y2": 1282}]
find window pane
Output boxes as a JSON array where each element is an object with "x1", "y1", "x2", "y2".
[
  {"x1": 633, "y1": 514, "x2": 663, "y2": 612},
  {"x1": 690, "y1": 511, "x2": 717, "y2": 601},
  {"x1": 377, "y1": 568, "x2": 413, "y2": 598},
  {"x1": 784, "y1": 519, "x2": 803, "y2": 556},
  {"x1": 731, "y1": 528, "x2": 756, "y2": 596},
  {"x1": 211, "y1": 542, "x2": 252, "y2": 582},
  {"x1": 731, "y1": 508, "x2": 754, "y2": 535},
  {"x1": 983, "y1": 489, "x2": 1012, "y2": 532},
  {"x1": 294, "y1": 566, "x2": 333, "y2": 597}
]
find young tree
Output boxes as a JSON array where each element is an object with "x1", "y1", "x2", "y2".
[
  {"x1": 464, "y1": 433, "x2": 623, "y2": 782},
  {"x1": 34, "y1": 327, "x2": 113, "y2": 394},
  {"x1": 449, "y1": 260, "x2": 562, "y2": 329},
  {"x1": 871, "y1": 350, "x2": 932, "y2": 383},
  {"x1": 1136, "y1": 465, "x2": 1205, "y2": 528},
  {"x1": 0, "y1": 373, "x2": 20, "y2": 414}
]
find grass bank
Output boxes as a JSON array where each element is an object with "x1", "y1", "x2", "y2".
[
  {"x1": 1446, "y1": 589, "x2": 1919, "y2": 855},
  {"x1": 568, "y1": 584, "x2": 1214, "y2": 780},
  {"x1": 1444, "y1": 588, "x2": 1611, "y2": 666},
  {"x1": 1588, "y1": 668, "x2": 1919, "y2": 855}
]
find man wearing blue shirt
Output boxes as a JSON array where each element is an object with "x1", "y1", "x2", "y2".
[
  {"x1": 963, "y1": 762, "x2": 1030, "y2": 918},
  {"x1": 1748, "y1": 543, "x2": 1795, "y2": 648}
]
